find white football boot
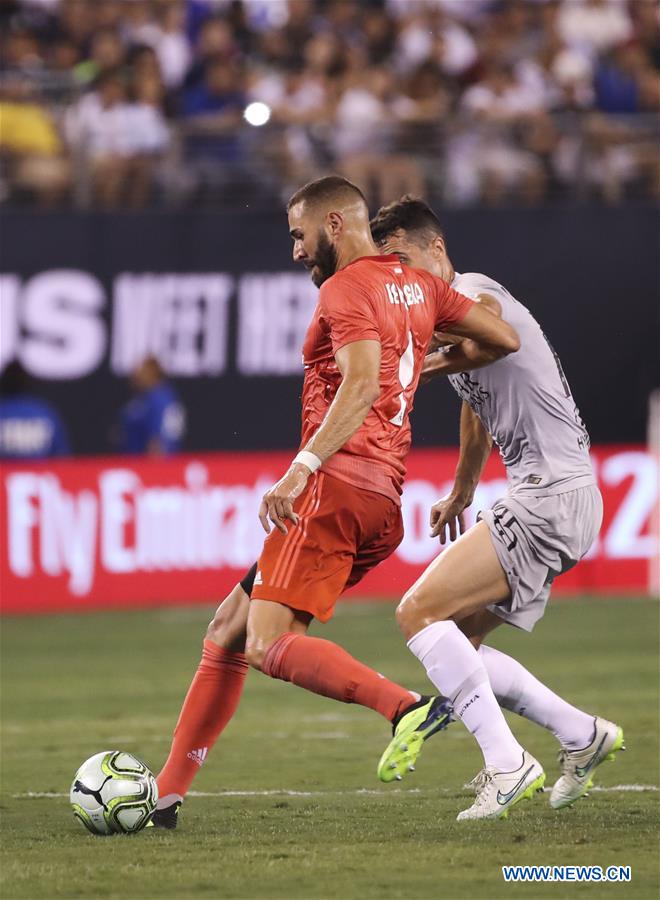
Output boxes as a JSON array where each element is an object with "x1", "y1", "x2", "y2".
[
  {"x1": 550, "y1": 717, "x2": 625, "y2": 809},
  {"x1": 457, "y1": 751, "x2": 545, "y2": 821}
]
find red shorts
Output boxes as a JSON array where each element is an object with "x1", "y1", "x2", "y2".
[{"x1": 251, "y1": 472, "x2": 403, "y2": 623}]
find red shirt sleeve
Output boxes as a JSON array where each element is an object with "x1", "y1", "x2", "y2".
[
  {"x1": 426, "y1": 273, "x2": 474, "y2": 331},
  {"x1": 319, "y1": 272, "x2": 380, "y2": 355}
]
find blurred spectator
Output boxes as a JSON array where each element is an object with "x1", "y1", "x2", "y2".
[
  {"x1": 154, "y1": 2, "x2": 191, "y2": 89},
  {"x1": 630, "y1": 0, "x2": 660, "y2": 68},
  {"x1": 0, "y1": 361, "x2": 71, "y2": 459},
  {"x1": 0, "y1": 75, "x2": 70, "y2": 205},
  {"x1": 125, "y1": 1, "x2": 190, "y2": 90},
  {"x1": 334, "y1": 67, "x2": 425, "y2": 207},
  {"x1": 184, "y1": 15, "x2": 241, "y2": 90},
  {"x1": 49, "y1": 36, "x2": 82, "y2": 75},
  {"x1": 401, "y1": 61, "x2": 452, "y2": 121},
  {"x1": 281, "y1": 0, "x2": 315, "y2": 61},
  {"x1": 0, "y1": 0, "x2": 657, "y2": 210},
  {"x1": 127, "y1": 43, "x2": 162, "y2": 85},
  {"x1": 362, "y1": 7, "x2": 397, "y2": 65},
  {"x1": 116, "y1": 357, "x2": 186, "y2": 456},
  {"x1": 450, "y1": 63, "x2": 550, "y2": 204},
  {"x1": 65, "y1": 68, "x2": 168, "y2": 207},
  {"x1": 73, "y1": 27, "x2": 124, "y2": 86},
  {"x1": 57, "y1": 0, "x2": 95, "y2": 48},
  {"x1": 124, "y1": 0, "x2": 163, "y2": 49},
  {"x1": 180, "y1": 56, "x2": 246, "y2": 200},
  {"x1": 95, "y1": 0, "x2": 123, "y2": 31},
  {"x1": 129, "y1": 71, "x2": 170, "y2": 155},
  {"x1": 558, "y1": 0, "x2": 633, "y2": 56},
  {"x1": 577, "y1": 108, "x2": 660, "y2": 202},
  {"x1": 462, "y1": 62, "x2": 549, "y2": 120},
  {"x1": 249, "y1": 61, "x2": 328, "y2": 192},
  {"x1": 182, "y1": 57, "x2": 245, "y2": 122},
  {"x1": 595, "y1": 41, "x2": 651, "y2": 112}
]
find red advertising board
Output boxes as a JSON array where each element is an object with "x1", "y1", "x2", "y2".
[{"x1": 1, "y1": 447, "x2": 657, "y2": 614}]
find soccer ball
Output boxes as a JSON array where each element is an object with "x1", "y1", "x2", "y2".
[{"x1": 70, "y1": 750, "x2": 158, "y2": 835}]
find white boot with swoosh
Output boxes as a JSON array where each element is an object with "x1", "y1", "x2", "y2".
[
  {"x1": 457, "y1": 751, "x2": 546, "y2": 821},
  {"x1": 550, "y1": 717, "x2": 625, "y2": 809}
]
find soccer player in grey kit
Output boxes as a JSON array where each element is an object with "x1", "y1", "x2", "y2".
[{"x1": 371, "y1": 198, "x2": 624, "y2": 821}]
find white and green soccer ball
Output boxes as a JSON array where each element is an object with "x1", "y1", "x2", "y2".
[{"x1": 70, "y1": 750, "x2": 158, "y2": 835}]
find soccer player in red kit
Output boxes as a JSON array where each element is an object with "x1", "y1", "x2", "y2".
[{"x1": 153, "y1": 177, "x2": 519, "y2": 827}]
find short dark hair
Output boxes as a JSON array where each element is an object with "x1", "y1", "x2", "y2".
[
  {"x1": 370, "y1": 196, "x2": 445, "y2": 246},
  {"x1": 287, "y1": 175, "x2": 368, "y2": 212}
]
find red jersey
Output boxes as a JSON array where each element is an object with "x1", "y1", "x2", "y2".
[{"x1": 300, "y1": 255, "x2": 474, "y2": 503}]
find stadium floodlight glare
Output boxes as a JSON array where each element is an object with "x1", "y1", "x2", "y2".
[{"x1": 244, "y1": 102, "x2": 271, "y2": 126}]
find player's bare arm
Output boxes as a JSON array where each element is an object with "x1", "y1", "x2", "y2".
[
  {"x1": 304, "y1": 339, "x2": 381, "y2": 461},
  {"x1": 430, "y1": 402, "x2": 492, "y2": 544},
  {"x1": 258, "y1": 339, "x2": 381, "y2": 535},
  {"x1": 431, "y1": 300, "x2": 518, "y2": 376},
  {"x1": 423, "y1": 293, "x2": 507, "y2": 382}
]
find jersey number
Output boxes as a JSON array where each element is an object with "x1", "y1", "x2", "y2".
[{"x1": 390, "y1": 332, "x2": 414, "y2": 427}]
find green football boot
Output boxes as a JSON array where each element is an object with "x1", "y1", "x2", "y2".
[{"x1": 377, "y1": 695, "x2": 453, "y2": 783}]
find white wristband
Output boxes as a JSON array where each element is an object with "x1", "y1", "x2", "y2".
[{"x1": 293, "y1": 450, "x2": 322, "y2": 473}]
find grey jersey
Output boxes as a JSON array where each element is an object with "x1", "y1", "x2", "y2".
[{"x1": 448, "y1": 272, "x2": 595, "y2": 495}]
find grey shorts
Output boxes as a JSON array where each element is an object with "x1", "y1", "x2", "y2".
[{"x1": 479, "y1": 484, "x2": 603, "y2": 632}]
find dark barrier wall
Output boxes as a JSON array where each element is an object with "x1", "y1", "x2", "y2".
[{"x1": 1, "y1": 206, "x2": 658, "y2": 454}]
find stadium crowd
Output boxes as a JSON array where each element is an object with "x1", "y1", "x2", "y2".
[{"x1": 0, "y1": 0, "x2": 658, "y2": 209}]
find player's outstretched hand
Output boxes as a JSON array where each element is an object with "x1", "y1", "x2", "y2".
[
  {"x1": 429, "y1": 494, "x2": 468, "y2": 544},
  {"x1": 259, "y1": 464, "x2": 310, "y2": 534}
]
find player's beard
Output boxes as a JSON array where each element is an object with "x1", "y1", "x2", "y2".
[{"x1": 309, "y1": 231, "x2": 338, "y2": 287}]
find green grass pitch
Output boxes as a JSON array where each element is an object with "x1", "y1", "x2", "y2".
[{"x1": 1, "y1": 596, "x2": 659, "y2": 899}]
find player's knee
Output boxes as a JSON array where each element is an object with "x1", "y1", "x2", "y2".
[
  {"x1": 206, "y1": 615, "x2": 231, "y2": 649},
  {"x1": 205, "y1": 585, "x2": 249, "y2": 653},
  {"x1": 396, "y1": 585, "x2": 451, "y2": 640},
  {"x1": 205, "y1": 608, "x2": 246, "y2": 654},
  {"x1": 243, "y1": 640, "x2": 267, "y2": 672},
  {"x1": 396, "y1": 588, "x2": 429, "y2": 640}
]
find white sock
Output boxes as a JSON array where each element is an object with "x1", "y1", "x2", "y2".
[
  {"x1": 479, "y1": 645, "x2": 595, "y2": 750},
  {"x1": 408, "y1": 621, "x2": 524, "y2": 772}
]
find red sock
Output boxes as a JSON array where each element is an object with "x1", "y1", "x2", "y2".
[
  {"x1": 262, "y1": 633, "x2": 416, "y2": 722},
  {"x1": 156, "y1": 641, "x2": 248, "y2": 803}
]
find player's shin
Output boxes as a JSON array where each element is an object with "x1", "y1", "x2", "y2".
[
  {"x1": 408, "y1": 620, "x2": 524, "y2": 771},
  {"x1": 156, "y1": 640, "x2": 248, "y2": 807},
  {"x1": 262, "y1": 632, "x2": 418, "y2": 722},
  {"x1": 478, "y1": 644, "x2": 596, "y2": 749}
]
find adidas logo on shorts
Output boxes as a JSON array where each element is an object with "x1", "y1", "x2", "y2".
[
  {"x1": 254, "y1": 570, "x2": 263, "y2": 586},
  {"x1": 187, "y1": 747, "x2": 208, "y2": 766}
]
